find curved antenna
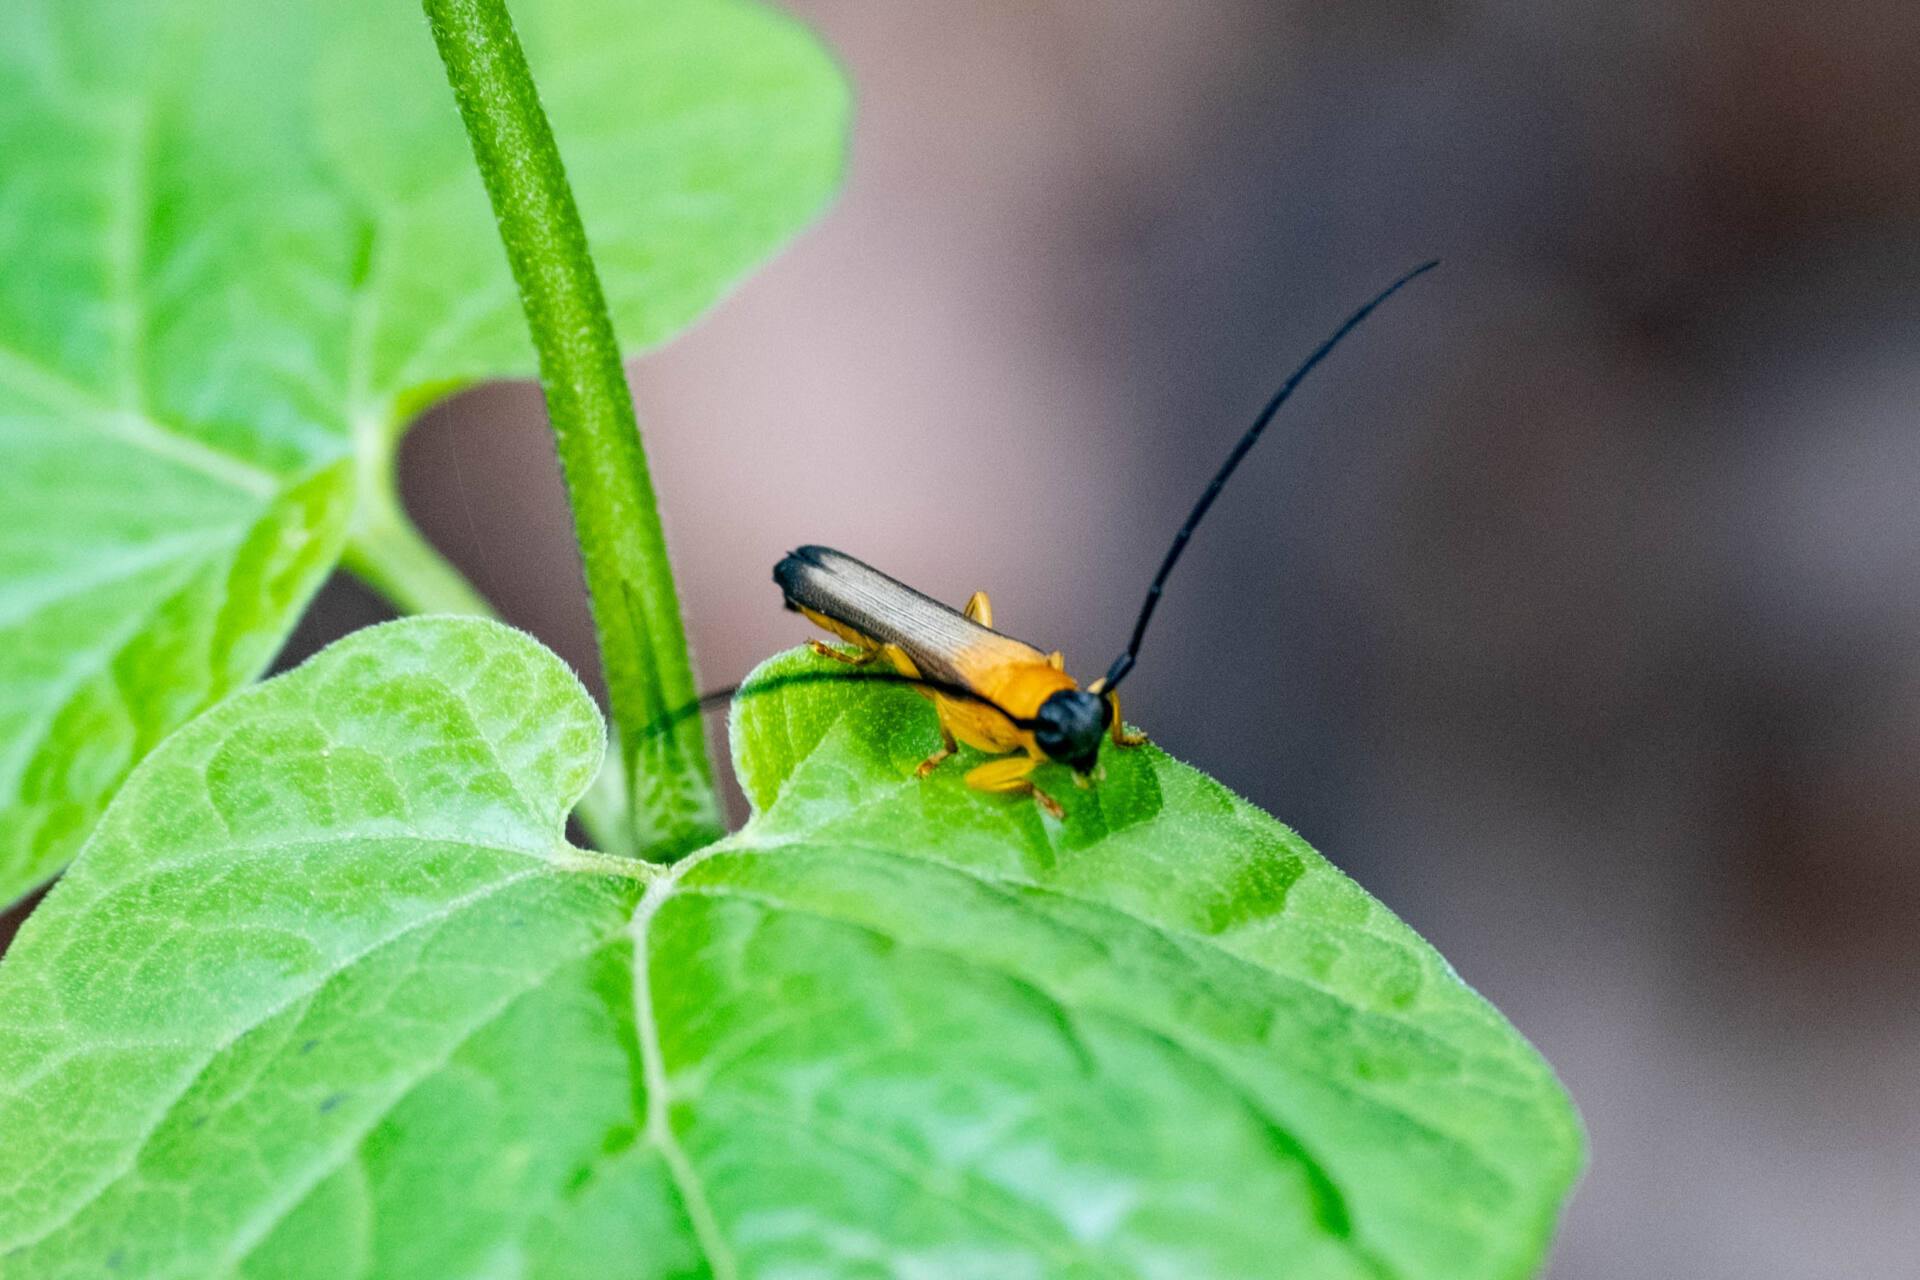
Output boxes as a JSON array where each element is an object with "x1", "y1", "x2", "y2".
[
  {"x1": 1098, "y1": 260, "x2": 1438, "y2": 691},
  {"x1": 637, "y1": 668, "x2": 1038, "y2": 742}
]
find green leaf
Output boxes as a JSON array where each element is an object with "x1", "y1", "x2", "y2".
[
  {"x1": 0, "y1": 627, "x2": 1582, "y2": 1279},
  {"x1": 0, "y1": 0, "x2": 848, "y2": 902}
]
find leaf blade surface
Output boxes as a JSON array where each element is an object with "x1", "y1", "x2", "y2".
[{"x1": 0, "y1": 632, "x2": 1581, "y2": 1279}]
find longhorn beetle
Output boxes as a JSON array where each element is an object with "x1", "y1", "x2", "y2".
[{"x1": 688, "y1": 262, "x2": 1437, "y2": 817}]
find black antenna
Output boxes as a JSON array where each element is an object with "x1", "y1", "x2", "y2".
[
  {"x1": 1099, "y1": 260, "x2": 1438, "y2": 691},
  {"x1": 638, "y1": 668, "x2": 1037, "y2": 742}
]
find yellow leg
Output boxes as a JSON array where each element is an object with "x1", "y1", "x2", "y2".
[
  {"x1": 916, "y1": 724, "x2": 960, "y2": 778},
  {"x1": 809, "y1": 638, "x2": 879, "y2": 665},
  {"x1": 963, "y1": 754, "x2": 1064, "y2": 820},
  {"x1": 878, "y1": 643, "x2": 921, "y2": 678},
  {"x1": 964, "y1": 590, "x2": 993, "y2": 627},
  {"x1": 1106, "y1": 691, "x2": 1148, "y2": 747}
]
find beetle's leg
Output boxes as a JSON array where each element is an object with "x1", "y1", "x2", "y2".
[
  {"x1": 878, "y1": 643, "x2": 921, "y2": 678},
  {"x1": 1105, "y1": 691, "x2": 1149, "y2": 747},
  {"x1": 916, "y1": 723, "x2": 961, "y2": 778},
  {"x1": 963, "y1": 590, "x2": 993, "y2": 628},
  {"x1": 963, "y1": 755, "x2": 1065, "y2": 820},
  {"x1": 808, "y1": 639, "x2": 879, "y2": 665}
]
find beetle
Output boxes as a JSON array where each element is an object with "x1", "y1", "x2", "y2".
[
  {"x1": 774, "y1": 544, "x2": 1143, "y2": 816},
  {"x1": 761, "y1": 261, "x2": 1438, "y2": 817}
]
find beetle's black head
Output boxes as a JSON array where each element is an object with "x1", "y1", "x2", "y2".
[{"x1": 1031, "y1": 689, "x2": 1110, "y2": 774}]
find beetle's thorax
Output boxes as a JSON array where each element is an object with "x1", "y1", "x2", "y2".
[{"x1": 979, "y1": 660, "x2": 1079, "y2": 722}]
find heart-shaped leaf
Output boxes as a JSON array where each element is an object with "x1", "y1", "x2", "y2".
[
  {"x1": 0, "y1": 623, "x2": 1582, "y2": 1279},
  {"x1": 0, "y1": 0, "x2": 847, "y2": 903}
]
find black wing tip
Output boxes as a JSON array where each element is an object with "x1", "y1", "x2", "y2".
[
  {"x1": 776, "y1": 544, "x2": 860, "y2": 580},
  {"x1": 773, "y1": 555, "x2": 801, "y2": 598},
  {"x1": 775, "y1": 543, "x2": 833, "y2": 575},
  {"x1": 775, "y1": 545, "x2": 845, "y2": 603}
]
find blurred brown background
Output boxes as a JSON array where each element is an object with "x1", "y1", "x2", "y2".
[{"x1": 283, "y1": 1, "x2": 1920, "y2": 1275}]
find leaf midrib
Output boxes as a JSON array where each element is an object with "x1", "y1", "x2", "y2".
[
  {"x1": 628, "y1": 872, "x2": 738, "y2": 1280},
  {"x1": 0, "y1": 526, "x2": 233, "y2": 634},
  {"x1": 0, "y1": 342, "x2": 280, "y2": 499}
]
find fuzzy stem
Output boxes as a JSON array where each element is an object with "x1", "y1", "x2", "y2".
[{"x1": 421, "y1": 0, "x2": 720, "y2": 858}]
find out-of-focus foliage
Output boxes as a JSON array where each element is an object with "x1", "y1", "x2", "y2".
[{"x1": 0, "y1": 0, "x2": 846, "y2": 903}]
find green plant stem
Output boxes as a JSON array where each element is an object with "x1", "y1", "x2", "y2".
[{"x1": 421, "y1": 0, "x2": 720, "y2": 859}]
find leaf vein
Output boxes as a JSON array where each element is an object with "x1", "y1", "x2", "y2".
[
  {"x1": 721, "y1": 1095, "x2": 1135, "y2": 1279},
  {"x1": 630, "y1": 876, "x2": 737, "y2": 1280},
  {"x1": 674, "y1": 878, "x2": 1516, "y2": 1222},
  {"x1": 0, "y1": 342, "x2": 279, "y2": 496},
  {"x1": 717, "y1": 830, "x2": 1533, "y2": 1104},
  {"x1": 0, "y1": 863, "x2": 551, "y2": 1255},
  {"x1": 217, "y1": 909, "x2": 635, "y2": 1277}
]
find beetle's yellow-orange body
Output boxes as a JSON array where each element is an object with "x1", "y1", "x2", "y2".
[{"x1": 778, "y1": 547, "x2": 1142, "y2": 815}]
